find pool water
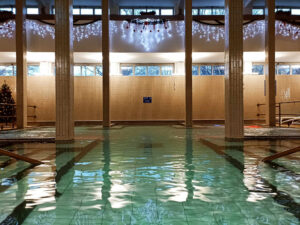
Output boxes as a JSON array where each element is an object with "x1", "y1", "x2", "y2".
[{"x1": 0, "y1": 126, "x2": 299, "y2": 225}]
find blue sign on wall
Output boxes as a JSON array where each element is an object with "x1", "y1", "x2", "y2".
[{"x1": 143, "y1": 97, "x2": 152, "y2": 103}]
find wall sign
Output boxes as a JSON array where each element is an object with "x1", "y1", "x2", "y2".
[{"x1": 143, "y1": 97, "x2": 152, "y2": 103}]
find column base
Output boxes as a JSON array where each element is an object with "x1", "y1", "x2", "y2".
[
  {"x1": 225, "y1": 137, "x2": 244, "y2": 142},
  {"x1": 55, "y1": 138, "x2": 74, "y2": 144}
]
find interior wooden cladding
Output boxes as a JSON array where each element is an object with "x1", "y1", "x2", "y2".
[{"x1": 0, "y1": 75, "x2": 299, "y2": 122}]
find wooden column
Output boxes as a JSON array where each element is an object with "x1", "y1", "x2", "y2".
[
  {"x1": 265, "y1": 0, "x2": 276, "y2": 127},
  {"x1": 102, "y1": 0, "x2": 110, "y2": 127},
  {"x1": 224, "y1": 0, "x2": 244, "y2": 140},
  {"x1": 16, "y1": 0, "x2": 27, "y2": 129},
  {"x1": 185, "y1": 0, "x2": 193, "y2": 127},
  {"x1": 55, "y1": 0, "x2": 74, "y2": 141}
]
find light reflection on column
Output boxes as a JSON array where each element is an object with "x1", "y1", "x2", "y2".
[
  {"x1": 102, "y1": 129, "x2": 112, "y2": 208},
  {"x1": 185, "y1": 128, "x2": 194, "y2": 202},
  {"x1": 240, "y1": 142, "x2": 271, "y2": 202},
  {"x1": 105, "y1": 130, "x2": 133, "y2": 209}
]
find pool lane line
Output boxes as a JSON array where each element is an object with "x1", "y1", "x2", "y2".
[
  {"x1": 0, "y1": 139, "x2": 101, "y2": 225},
  {"x1": 199, "y1": 138, "x2": 300, "y2": 220}
]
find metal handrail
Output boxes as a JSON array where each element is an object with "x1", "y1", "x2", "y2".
[
  {"x1": 257, "y1": 100, "x2": 300, "y2": 127},
  {"x1": 0, "y1": 103, "x2": 37, "y2": 108},
  {"x1": 0, "y1": 104, "x2": 37, "y2": 123}
]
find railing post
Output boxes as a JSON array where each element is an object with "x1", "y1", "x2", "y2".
[{"x1": 278, "y1": 103, "x2": 281, "y2": 127}]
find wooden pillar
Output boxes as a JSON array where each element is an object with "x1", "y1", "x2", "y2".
[
  {"x1": 185, "y1": 0, "x2": 192, "y2": 127},
  {"x1": 102, "y1": 0, "x2": 110, "y2": 127},
  {"x1": 55, "y1": 0, "x2": 74, "y2": 141},
  {"x1": 224, "y1": 0, "x2": 244, "y2": 140},
  {"x1": 265, "y1": 0, "x2": 276, "y2": 127},
  {"x1": 16, "y1": 0, "x2": 27, "y2": 129}
]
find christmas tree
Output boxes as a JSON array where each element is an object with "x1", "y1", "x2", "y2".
[{"x1": 0, "y1": 82, "x2": 16, "y2": 125}]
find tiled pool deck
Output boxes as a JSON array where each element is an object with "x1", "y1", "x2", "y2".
[{"x1": 0, "y1": 126, "x2": 299, "y2": 224}]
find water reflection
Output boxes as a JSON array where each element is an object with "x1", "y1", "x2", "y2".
[
  {"x1": 1, "y1": 126, "x2": 300, "y2": 224},
  {"x1": 184, "y1": 129, "x2": 194, "y2": 202}
]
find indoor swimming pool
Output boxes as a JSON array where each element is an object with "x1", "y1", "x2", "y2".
[{"x1": 0, "y1": 126, "x2": 299, "y2": 225}]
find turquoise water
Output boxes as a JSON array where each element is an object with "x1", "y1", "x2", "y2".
[{"x1": 0, "y1": 126, "x2": 299, "y2": 225}]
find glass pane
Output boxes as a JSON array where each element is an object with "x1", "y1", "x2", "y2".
[
  {"x1": 28, "y1": 65, "x2": 40, "y2": 76},
  {"x1": 148, "y1": 66, "x2": 160, "y2": 76},
  {"x1": 192, "y1": 9, "x2": 198, "y2": 15},
  {"x1": 120, "y1": 9, "x2": 133, "y2": 15},
  {"x1": 96, "y1": 66, "x2": 103, "y2": 76},
  {"x1": 121, "y1": 66, "x2": 133, "y2": 76},
  {"x1": 73, "y1": 8, "x2": 80, "y2": 15},
  {"x1": 252, "y1": 9, "x2": 264, "y2": 15},
  {"x1": 81, "y1": 8, "x2": 94, "y2": 15},
  {"x1": 0, "y1": 66, "x2": 13, "y2": 76},
  {"x1": 147, "y1": 9, "x2": 160, "y2": 15},
  {"x1": 161, "y1": 66, "x2": 173, "y2": 76},
  {"x1": 199, "y1": 8, "x2": 212, "y2": 15},
  {"x1": 212, "y1": 65, "x2": 225, "y2": 75},
  {"x1": 252, "y1": 65, "x2": 264, "y2": 75},
  {"x1": 161, "y1": 9, "x2": 173, "y2": 15},
  {"x1": 276, "y1": 8, "x2": 291, "y2": 12},
  {"x1": 192, "y1": 66, "x2": 199, "y2": 75},
  {"x1": 292, "y1": 65, "x2": 300, "y2": 75},
  {"x1": 212, "y1": 8, "x2": 225, "y2": 15},
  {"x1": 292, "y1": 9, "x2": 300, "y2": 15},
  {"x1": 134, "y1": 9, "x2": 146, "y2": 15},
  {"x1": 27, "y1": 8, "x2": 39, "y2": 14},
  {"x1": 74, "y1": 66, "x2": 81, "y2": 76},
  {"x1": 200, "y1": 65, "x2": 212, "y2": 75},
  {"x1": 0, "y1": 8, "x2": 12, "y2": 12},
  {"x1": 95, "y1": 9, "x2": 102, "y2": 15},
  {"x1": 82, "y1": 66, "x2": 95, "y2": 76},
  {"x1": 277, "y1": 65, "x2": 290, "y2": 75},
  {"x1": 135, "y1": 66, "x2": 147, "y2": 76}
]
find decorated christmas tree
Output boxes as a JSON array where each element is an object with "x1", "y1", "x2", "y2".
[{"x1": 0, "y1": 82, "x2": 16, "y2": 125}]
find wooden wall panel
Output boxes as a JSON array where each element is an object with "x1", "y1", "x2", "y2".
[
  {"x1": 27, "y1": 76, "x2": 55, "y2": 121},
  {"x1": 0, "y1": 75, "x2": 300, "y2": 122},
  {"x1": 110, "y1": 76, "x2": 185, "y2": 120},
  {"x1": 74, "y1": 77, "x2": 102, "y2": 121},
  {"x1": 193, "y1": 76, "x2": 225, "y2": 120},
  {"x1": 243, "y1": 75, "x2": 265, "y2": 120},
  {"x1": 276, "y1": 76, "x2": 300, "y2": 116}
]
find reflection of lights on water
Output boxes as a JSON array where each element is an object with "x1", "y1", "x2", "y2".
[
  {"x1": 1, "y1": 178, "x2": 15, "y2": 186},
  {"x1": 37, "y1": 206, "x2": 56, "y2": 211},
  {"x1": 164, "y1": 185, "x2": 188, "y2": 202},
  {"x1": 109, "y1": 182, "x2": 133, "y2": 209},
  {"x1": 243, "y1": 155, "x2": 273, "y2": 202},
  {"x1": 193, "y1": 185, "x2": 213, "y2": 202}
]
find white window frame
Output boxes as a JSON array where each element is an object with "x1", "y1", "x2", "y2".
[
  {"x1": 73, "y1": 64, "x2": 103, "y2": 76},
  {"x1": 120, "y1": 63, "x2": 174, "y2": 76}
]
